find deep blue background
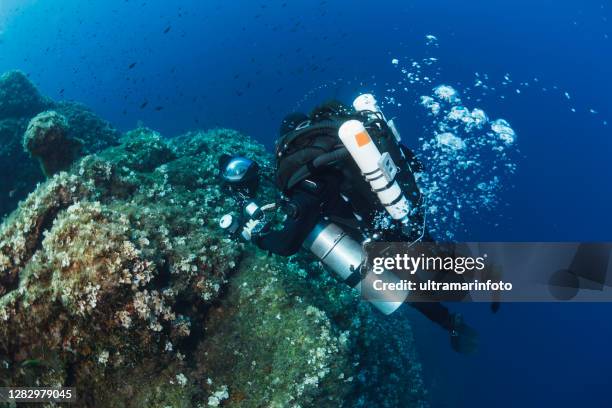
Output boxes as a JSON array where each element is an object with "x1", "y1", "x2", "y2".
[{"x1": 1, "y1": 1, "x2": 611, "y2": 406}]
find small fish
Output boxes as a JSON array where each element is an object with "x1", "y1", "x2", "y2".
[
  {"x1": 140, "y1": 101, "x2": 148, "y2": 109},
  {"x1": 128, "y1": 62, "x2": 137, "y2": 69},
  {"x1": 154, "y1": 106, "x2": 164, "y2": 111},
  {"x1": 163, "y1": 26, "x2": 171, "y2": 34}
]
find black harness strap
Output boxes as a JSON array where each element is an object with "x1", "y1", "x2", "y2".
[
  {"x1": 277, "y1": 120, "x2": 341, "y2": 154},
  {"x1": 285, "y1": 147, "x2": 349, "y2": 190},
  {"x1": 371, "y1": 178, "x2": 396, "y2": 193},
  {"x1": 381, "y1": 191, "x2": 404, "y2": 208}
]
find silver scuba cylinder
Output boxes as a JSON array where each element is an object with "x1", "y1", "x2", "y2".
[{"x1": 303, "y1": 221, "x2": 409, "y2": 315}]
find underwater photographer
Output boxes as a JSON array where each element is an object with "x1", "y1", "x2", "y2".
[{"x1": 218, "y1": 94, "x2": 478, "y2": 354}]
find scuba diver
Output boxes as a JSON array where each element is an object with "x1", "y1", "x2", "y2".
[{"x1": 218, "y1": 94, "x2": 479, "y2": 354}]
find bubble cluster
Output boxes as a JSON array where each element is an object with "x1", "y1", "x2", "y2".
[
  {"x1": 296, "y1": 30, "x2": 608, "y2": 240},
  {"x1": 378, "y1": 38, "x2": 520, "y2": 240},
  {"x1": 425, "y1": 34, "x2": 439, "y2": 47},
  {"x1": 490, "y1": 119, "x2": 516, "y2": 145},
  {"x1": 420, "y1": 96, "x2": 441, "y2": 116},
  {"x1": 415, "y1": 84, "x2": 518, "y2": 240},
  {"x1": 433, "y1": 84, "x2": 461, "y2": 104},
  {"x1": 465, "y1": 71, "x2": 607, "y2": 124},
  {"x1": 297, "y1": 35, "x2": 524, "y2": 239},
  {"x1": 435, "y1": 132, "x2": 466, "y2": 150}
]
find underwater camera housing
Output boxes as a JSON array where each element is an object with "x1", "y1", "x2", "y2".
[
  {"x1": 219, "y1": 200, "x2": 276, "y2": 241},
  {"x1": 218, "y1": 154, "x2": 260, "y2": 198}
]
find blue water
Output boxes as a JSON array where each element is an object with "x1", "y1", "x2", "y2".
[{"x1": 1, "y1": 0, "x2": 611, "y2": 406}]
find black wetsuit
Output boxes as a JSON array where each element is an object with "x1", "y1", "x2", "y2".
[
  {"x1": 253, "y1": 169, "x2": 353, "y2": 256},
  {"x1": 252, "y1": 167, "x2": 454, "y2": 332}
]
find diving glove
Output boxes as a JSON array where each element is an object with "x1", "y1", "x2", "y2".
[
  {"x1": 449, "y1": 313, "x2": 479, "y2": 355},
  {"x1": 241, "y1": 218, "x2": 268, "y2": 241}
]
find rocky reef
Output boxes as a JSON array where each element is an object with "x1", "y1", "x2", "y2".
[
  {"x1": 0, "y1": 71, "x2": 119, "y2": 217},
  {"x1": 23, "y1": 110, "x2": 83, "y2": 176},
  {"x1": 0, "y1": 74, "x2": 426, "y2": 407}
]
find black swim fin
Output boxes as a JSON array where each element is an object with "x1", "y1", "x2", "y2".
[{"x1": 450, "y1": 313, "x2": 479, "y2": 355}]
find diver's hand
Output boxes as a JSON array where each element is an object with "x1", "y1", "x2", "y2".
[
  {"x1": 241, "y1": 219, "x2": 269, "y2": 241},
  {"x1": 241, "y1": 219, "x2": 260, "y2": 241}
]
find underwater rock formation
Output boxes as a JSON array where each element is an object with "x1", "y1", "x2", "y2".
[
  {"x1": 0, "y1": 71, "x2": 52, "y2": 120},
  {"x1": 0, "y1": 70, "x2": 119, "y2": 217},
  {"x1": 0, "y1": 71, "x2": 52, "y2": 217},
  {"x1": 0, "y1": 125, "x2": 426, "y2": 407},
  {"x1": 23, "y1": 110, "x2": 83, "y2": 176}
]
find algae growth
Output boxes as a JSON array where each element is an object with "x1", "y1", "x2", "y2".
[{"x1": 0, "y1": 71, "x2": 426, "y2": 407}]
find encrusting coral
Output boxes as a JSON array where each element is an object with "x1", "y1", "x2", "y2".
[{"x1": 0, "y1": 75, "x2": 427, "y2": 407}]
